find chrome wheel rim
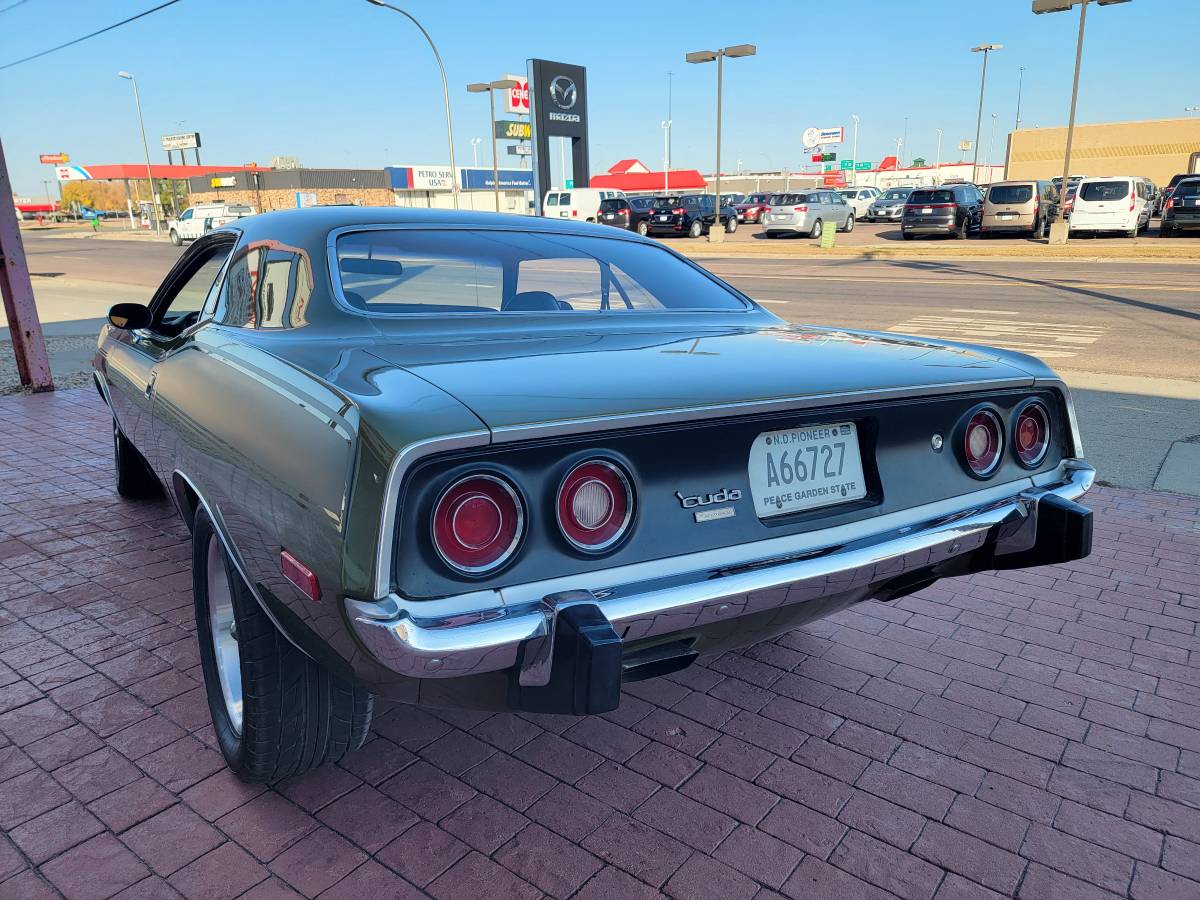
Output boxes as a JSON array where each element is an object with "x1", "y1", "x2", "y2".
[{"x1": 206, "y1": 534, "x2": 243, "y2": 734}]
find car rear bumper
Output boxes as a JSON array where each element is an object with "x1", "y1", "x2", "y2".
[{"x1": 347, "y1": 461, "x2": 1094, "y2": 714}]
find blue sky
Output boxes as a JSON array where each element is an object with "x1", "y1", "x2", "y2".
[{"x1": 2, "y1": 0, "x2": 1196, "y2": 196}]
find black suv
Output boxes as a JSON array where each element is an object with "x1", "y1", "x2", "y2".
[
  {"x1": 598, "y1": 196, "x2": 658, "y2": 235},
  {"x1": 901, "y1": 183, "x2": 984, "y2": 239},
  {"x1": 1161, "y1": 177, "x2": 1200, "y2": 237},
  {"x1": 646, "y1": 194, "x2": 738, "y2": 238}
]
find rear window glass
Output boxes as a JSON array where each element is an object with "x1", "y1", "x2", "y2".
[
  {"x1": 1079, "y1": 181, "x2": 1128, "y2": 202},
  {"x1": 335, "y1": 229, "x2": 749, "y2": 315},
  {"x1": 881, "y1": 189, "x2": 911, "y2": 201},
  {"x1": 629, "y1": 197, "x2": 655, "y2": 210},
  {"x1": 988, "y1": 185, "x2": 1034, "y2": 204},
  {"x1": 651, "y1": 197, "x2": 680, "y2": 209},
  {"x1": 599, "y1": 199, "x2": 626, "y2": 211},
  {"x1": 745, "y1": 194, "x2": 769, "y2": 204},
  {"x1": 1175, "y1": 182, "x2": 1200, "y2": 198},
  {"x1": 908, "y1": 189, "x2": 954, "y2": 204}
]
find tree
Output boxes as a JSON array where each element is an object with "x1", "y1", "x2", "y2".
[{"x1": 60, "y1": 181, "x2": 126, "y2": 212}]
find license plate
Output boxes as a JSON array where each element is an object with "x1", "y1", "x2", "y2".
[
  {"x1": 772, "y1": 214, "x2": 789, "y2": 221},
  {"x1": 604, "y1": 214, "x2": 615, "y2": 219},
  {"x1": 747, "y1": 422, "x2": 867, "y2": 518},
  {"x1": 998, "y1": 212, "x2": 1016, "y2": 220},
  {"x1": 657, "y1": 214, "x2": 671, "y2": 221},
  {"x1": 921, "y1": 207, "x2": 932, "y2": 214}
]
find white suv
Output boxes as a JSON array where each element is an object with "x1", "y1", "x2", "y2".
[
  {"x1": 838, "y1": 187, "x2": 881, "y2": 219},
  {"x1": 168, "y1": 203, "x2": 256, "y2": 245}
]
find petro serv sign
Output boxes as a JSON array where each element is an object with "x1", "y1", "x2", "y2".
[{"x1": 528, "y1": 58, "x2": 589, "y2": 215}]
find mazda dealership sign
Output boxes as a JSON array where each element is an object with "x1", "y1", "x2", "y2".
[{"x1": 528, "y1": 58, "x2": 589, "y2": 215}]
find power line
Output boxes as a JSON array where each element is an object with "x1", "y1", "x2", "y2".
[
  {"x1": 0, "y1": 0, "x2": 34, "y2": 16},
  {"x1": 0, "y1": 0, "x2": 183, "y2": 72}
]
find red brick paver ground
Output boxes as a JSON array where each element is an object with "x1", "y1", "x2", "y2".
[{"x1": 2, "y1": 389, "x2": 1200, "y2": 899}]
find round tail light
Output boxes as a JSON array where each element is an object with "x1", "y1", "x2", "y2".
[
  {"x1": 963, "y1": 409, "x2": 1003, "y2": 477},
  {"x1": 557, "y1": 460, "x2": 634, "y2": 553},
  {"x1": 1014, "y1": 401, "x2": 1051, "y2": 468},
  {"x1": 432, "y1": 475, "x2": 523, "y2": 574}
]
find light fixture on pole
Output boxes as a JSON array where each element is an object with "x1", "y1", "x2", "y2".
[
  {"x1": 662, "y1": 120, "x2": 672, "y2": 194},
  {"x1": 365, "y1": 0, "x2": 459, "y2": 209},
  {"x1": 902, "y1": 116, "x2": 909, "y2": 166},
  {"x1": 1186, "y1": 106, "x2": 1200, "y2": 115},
  {"x1": 935, "y1": 128, "x2": 943, "y2": 184},
  {"x1": 1032, "y1": 0, "x2": 1132, "y2": 243},
  {"x1": 468, "y1": 78, "x2": 519, "y2": 213},
  {"x1": 895, "y1": 137, "x2": 903, "y2": 171},
  {"x1": 686, "y1": 42, "x2": 756, "y2": 244},
  {"x1": 1015, "y1": 66, "x2": 1026, "y2": 130},
  {"x1": 470, "y1": 137, "x2": 482, "y2": 167},
  {"x1": 850, "y1": 114, "x2": 860, "y2": 186},
  {"x1": 117, "y1": 71, "x2": 160, "y2": 234},
  {"x1": 969, "y1": 43, "x2": 1003, "y2": 186}
]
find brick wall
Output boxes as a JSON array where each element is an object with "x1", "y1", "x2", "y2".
[{"x1": 186, "y1": 187, "x2": 396, "y2": 211}]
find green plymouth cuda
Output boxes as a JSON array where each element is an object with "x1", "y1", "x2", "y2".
[{"x1": 94, "y1": 207, "x2": 1093, "y2": 782}]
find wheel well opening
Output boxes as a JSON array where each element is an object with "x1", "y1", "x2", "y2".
[{"x1": 173, "y1": 475, "x2": 200, "y2": 531}]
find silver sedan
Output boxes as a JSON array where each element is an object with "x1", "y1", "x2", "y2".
[{"x1": 866, "y1": 187, "x2": 915, "y2": 222}]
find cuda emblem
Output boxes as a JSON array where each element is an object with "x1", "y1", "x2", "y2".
[{"x1": 676, "y1": 488, "x2": 742, "y2": 509}]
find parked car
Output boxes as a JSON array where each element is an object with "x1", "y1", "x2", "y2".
[
  {"x1": 645, "y1": 194, "x2": 738, "y2": 238},
  {"x1": 734, "y1": 193, "x2": 776, "y2": 224},
  {"x1": 901, "y1": 184, "x2": 984, "y2": 239},
  {"x1": 720, "y1": 192, "x2": 745, "y2": 206},
  {"x1": 598, "y1": 196, "x2": 658, "y2": 235},
  {"x1": 543, "y1": 188, "x2": 626, "y2": 222},
  {"x1": 865, "y1": 187, "x2": 914, "y2": 223},
  {"x1": 1067, "y1": 176, "x2": 1151, "y2": 237},
  {"x1": 1160, "y1": 176, "x2": 1200, "y2": 237},
  {"x1": 167, "y1": 203, "x2": 256, "y2": 246},
  {"x1": 1138, "y1": 178, "x2": 1160, "y2": 217},
  {"x1": 838, "y1": 187, "x2": 881, "y2": 219},
  {"x1": 761, "y1": 190, "x2": 855, "y2": 239},
  {"x1": 980, "y1": 180, "x2": 1058, "y2": 238},
  {"x1": 94, "y1": 206, "x2": 1094, "y2": 780},
  {"x1": 1159, "y1": 173, "x2": 1200, "y2": 216}
]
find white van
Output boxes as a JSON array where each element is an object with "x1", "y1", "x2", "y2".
[
  {"x1": 542, "y1": 188, "x2": 626, "y2": 222},
  {"x1": 168, "y1": 202, "x2": 256, "y2": 245},
  {"x1": 1068, "y1": 176, "x2": 1151, "y2": 237}
]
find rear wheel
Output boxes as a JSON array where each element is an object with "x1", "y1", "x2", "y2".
[
  {"x1": 725, "y1": 216, "x2": 737, "y2": 234},
  {"x1": 809, "y1": 218, "x2": 823, "y2": 240},
  {"x1": 113, "y1": 419, "x2": 160, "y2": 499},
  {"x1": 193, "y1": 510, "x2": 373, "y2": 783},
  {"x1": 636, "y1": 220, "x2": 649, "y2": 236},
  {"x1": 842, "y1": 214, "x2": 855, "y2": 233},
  {"x1": 688, "y1": 220, "x2": 703, "y2": 238}
]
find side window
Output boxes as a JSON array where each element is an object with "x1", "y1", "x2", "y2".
[
  {"x1": 180, "y1": 209, "x2": 194, "y2": 221},
  {"x1": 258, "y1": 250, "x2": 312, "y2": 328},
  {"x1": 219, "y1": 247, "x2": 264, "y2": 327},
  {"x1": 152, "y1": 245, "x2": 230, "y2": 336},
  {"x1": 546, "y1": 194, "x2": 558, "y2": 207},
  {"x1": 560, "y1": 193, "x2": 571, "y2": 206}
]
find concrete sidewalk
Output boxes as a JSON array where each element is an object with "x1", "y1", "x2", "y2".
[{"x1": 1, "y1": 388, "x2": 1199, "y2": 899}]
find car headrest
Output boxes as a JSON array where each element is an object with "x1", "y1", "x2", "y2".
[{"x1": 504, "y1": 291, "x2": 563, "y2": 312}]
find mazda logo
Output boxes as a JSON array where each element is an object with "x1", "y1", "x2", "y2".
[{"x1": 549, "y1": 75, "x2": 577, "y2": 110}]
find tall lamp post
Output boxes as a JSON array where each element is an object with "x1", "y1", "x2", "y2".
[
  {"x1": 365, "y1": 0, "x2": 459, "y2": 209},
  {"x1": 117, "y1": 71, "x2": 160, "y2": 234},
  {"x1": 850, "y1": 114, "x2": 860, "y2": 186},
  {"x1": 662, "y1": 119, "x2": 672, "y2": 194},
  {"x1": 468, "y1": 78, "x2": 519, "y2": 213},
  {"x1": 686, "y1": 43, "x2": 756, "y2": 244},
  {"x1": 935, "y1": 128, "x2": 944, "y2": 184},
  {"x1": 1033, "y1": 0, "x2": 1131, "y2": 243},
  {"x1": 470, "y1": 137, "x2": 482, "y2": 167},
  {"x1": 1015, "y1": 66, "x2": 1026, "y2": 130},
  {"x1": 969, "y1": 43, "x2": 1002, "y2": 186},
  {"x1": 988, "y1": 113, "x2": 998, "y2": 183},
  {"x1": 1185, "y1": 106, "x2": 1199, "y2": 116}
]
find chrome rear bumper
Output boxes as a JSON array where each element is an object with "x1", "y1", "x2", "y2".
[{"x1": 347, "y1": 461, "x2": 1094, "y2": 699}]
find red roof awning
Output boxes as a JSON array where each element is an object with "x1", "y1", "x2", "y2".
[
  {"x1": 588, "y1": 170, "x2": 708, "y2": 192},
  {"x1": 71, "y1": 164, "x2": 271, "y2": 180}
]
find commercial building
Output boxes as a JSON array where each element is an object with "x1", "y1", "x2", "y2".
[
  {"x1": 589, "y1": 159, "x2": 708, "y2": 194},
  {"x1": 1006, "y1": 116, "x2": 1200, "y2": 186}
]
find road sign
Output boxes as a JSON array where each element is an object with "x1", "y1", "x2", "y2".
[
  {"x1": 958, "y1": 140, "x2": 973, "y2": 152},
  {"x1": 507, "y1": 144, "x2": 532, "y2": 156},
  {"x1": 161, "y1": 132, "x2": 200, "y2": 151},
  {"x1": 855, "y1": 161, "x2": 872, "y2": 170},
  {"x1": 565, "y1": 179, "x2": 574, "y2": 189},
  {"x1": 821, "y1": 152, "x2": 836, "y2": 162},
  {"x1": 495, "y1": 120, "x2": 532, "y2": 140},
  {"x1": 39, "y1": 153, "x2": 68, "y2": 165},
  {"x1": 803, "y1": 126, "x2": 845, "y2": 148},
  {"x1": 504, "y1": 74, "x2": 529, "y2": 113},
  {"x1": 840, "y1": 159, "x2": 854, "y2": 170}
]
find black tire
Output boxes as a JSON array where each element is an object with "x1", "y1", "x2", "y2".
[
  {"x1": 636, "y1": 220, "x2": 649, "y2": 236},
  {"x1": 725, "y1": 216, "x2": 737, "y2": 234},
  {"x1": 113, "y1": 419, "x2": 160, "y2": 499},
  {"x1": 688, "y1": 219, "x2": 703, "y2": 238},
  {"x1": 841, "y1": 214, "x2": 855, "y2": 233},
  {"x1": 809, "y1": 218, "x2": 823, "y2": 240},
  {"x1": 169, "y1": 229, "x2": 182, "y2": 246},
  {"x1": 193, "y1": 510, "x2": 373, "y2": 783}
]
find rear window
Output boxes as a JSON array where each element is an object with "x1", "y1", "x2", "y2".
[
  {"x1": 1175, "y1": 181, "x2": 1200, "y2": 198},
  {"x1": 745, "y1": 194, "x2": 769, "y2": 204},
  {"x1": 908, "y1": 189, "x2": 954, "y2": 204},
  {"x1": 599, "y1": 199, "x2": 627, "y2": 212},
  {"x1": 881, "y1": 189, "x2": 910, "y2": 201},
  {"x1": 629, "y1": 197, "x2": 655, "y2": 210},
  {"x1": 1079, "y1": 181, "x2": 1128, "y2": 202},
  {"x1": 335, "y1": 229, "x2": 750, "y2": 315},
  {"x1": 988, "y1": 185, "x2": 1033, "y2": 204}
]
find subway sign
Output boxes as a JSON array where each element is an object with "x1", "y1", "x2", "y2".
[{"x1": 494, "y1": 120, "x2": 532, "y2": 140}]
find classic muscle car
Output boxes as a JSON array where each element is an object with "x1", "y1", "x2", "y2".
[{"x1": 94, "y1": 207, "x2": 1094, "y2": 782}]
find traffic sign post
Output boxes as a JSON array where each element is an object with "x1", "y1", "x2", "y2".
[{"x1": 840, "y1": 159, "x2": 854, "y2": 170}]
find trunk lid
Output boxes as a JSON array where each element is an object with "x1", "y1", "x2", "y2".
[{"x1": 364, "y1": 322, "x2": 1038, "y2": 432}]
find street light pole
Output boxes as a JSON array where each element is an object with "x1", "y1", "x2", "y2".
[
  {"x1": 850, "y1": 114, "x2": 860, "y2": 186},
  {"x1": 1015, "y1": 66, "x2": 1025, "y2": 130},
  {"x1": 118, "y1": 71, "x2": 160, "y2": 234},
  {"x1": 1186, "y1": 106, "x2": 1200, "y2": 115},
  {"x1": 365, "y1": 0, "x2": 459, "y2": 209},
  {"x1": 686, "y1": 43, "x2": 756, "y2": 244},
  {"x1": 902, "y1": 116, "x2": 909, "y2": 167},
  {"x1": 935, "y1": 129, "x2": 943, "y2": 184},
  {"x1": 988, "y1": 113, "x2": 998, "y2": 182},
  {"x1": 662, "y1": 120, "x2": 672, "y2": 194},
  {"x1": 470, "y1": 137, "x2": 481, "y2": 167},
  {"x1": 970, "y1": 43, "x2": 1003, "y2": 186},
  {"x1": 468, "y1": 78, "x2": 519, "y2": 213}
]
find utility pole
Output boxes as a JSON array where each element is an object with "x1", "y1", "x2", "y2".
[
  {"x1": 935, "y1": 129, "x2": 943, "y2": 184},
  {"x1": 851, "y1": 114, "x2": 860, "y2": 187},
  {"x1": 970, "y1": 43, "x2": 1003, "y2": 184},
  {"x1": 1015, "y1": 66, "x2": 1025, "y2": 130},
  {"x1": 0, "y1": 136, "x2": 54, "y2": 391}
]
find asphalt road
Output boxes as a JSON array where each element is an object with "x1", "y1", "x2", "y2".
[{"x1": 7, "y1": 233, "x2": 1199, "y2": 492}]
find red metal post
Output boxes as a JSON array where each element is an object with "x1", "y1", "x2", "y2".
[{"x1": 0, "y1": 135, "x2": 54, "y2": 392}]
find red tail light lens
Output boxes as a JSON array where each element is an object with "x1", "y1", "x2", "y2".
[
  {"x1": 1014, "y1": 401, "x2": 1051, "y2": 468},
  {"x1": 963, "y1": 409, "x2": 1003, "y2": 478},
  {"x1": 793, "y1": 205, "x2": 808, "y2": 212},
  {"x1": 557, "y1": 460, "x2": 634, "y2": 553},
  {"x1": 673, "y1": 207, "x2": 685, "y2": 215},
  {"x1": 432, "y1": 475, "x2": 524, "y2": 574}
]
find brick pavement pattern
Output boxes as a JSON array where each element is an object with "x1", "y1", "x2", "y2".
[{"x1": 2, "y1": 389, "x2": 1199, "y2": 899}]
